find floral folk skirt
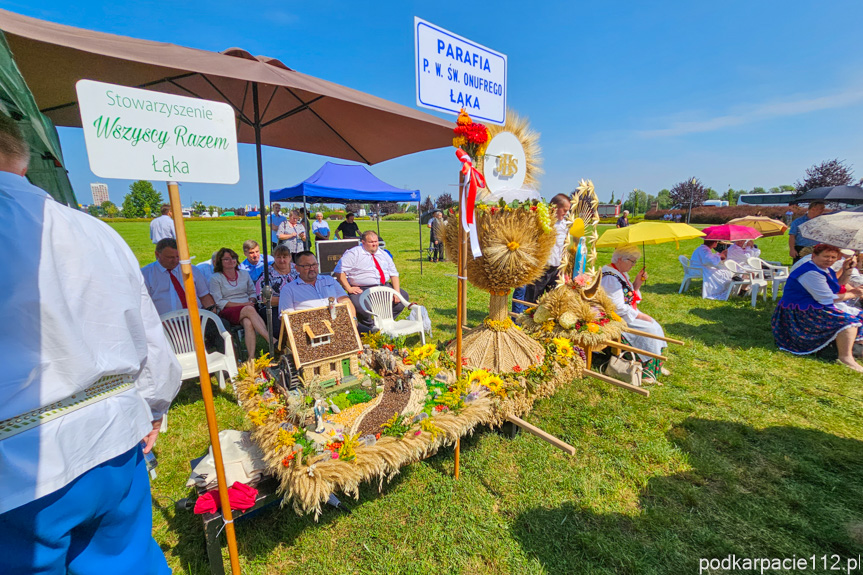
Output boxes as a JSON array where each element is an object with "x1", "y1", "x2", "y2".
[{"x1": 771, "y1": 303, "x2": 862, "y2": 355}]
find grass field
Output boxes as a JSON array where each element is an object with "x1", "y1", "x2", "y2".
[{"x1": 112, "y1": 219, "x2": 863, "y2": 575}]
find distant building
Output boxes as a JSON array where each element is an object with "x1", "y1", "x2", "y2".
[
  {"x1": 597, "y1": 203, "x2": 620, "y2": 218},
  {"x1": 90, "y1": 183, "x2": 109, "y2": 206}
]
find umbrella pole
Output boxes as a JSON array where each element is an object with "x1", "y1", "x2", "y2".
[
  {"x1": 167, "y1": 182, "x2": 242, "y2": 575},
  {"x1": 252, "y1": 82, "x2": 274, "y2": 357},
  {"x1": 302, "y1": 193, "x2": 309, "y2": 251},
  {"x1": 376, "y1": 202, "x2": 381, "y2": 239}
]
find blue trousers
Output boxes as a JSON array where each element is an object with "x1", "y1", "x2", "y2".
[
  {"x1": 0, "y1": 445, "x2": 170, "y2": 575},
  {"x1": 512, "y1": 285, "x2": 528, "y2": 314}
]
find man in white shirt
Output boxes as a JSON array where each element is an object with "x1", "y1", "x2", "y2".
[
  {"x1": 267, "y1": 203, "x2": 287, "y2": 251},
  {"x1": 141, "y1": 238, "x2": 216, "y2": 315},
  {"x1": 334, "y1": 230, "x2": 409, "y2": 329},
  {"x1": 279, "y1": 251, "x2": 355, "y2": 316},
  {"x1": 149, "y1": 203, "x2": 176, "y2": 244},
  {"x1": 0, "y1": 113, "x2": 181, "y2": 574}
]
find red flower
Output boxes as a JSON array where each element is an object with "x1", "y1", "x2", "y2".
[
  {"x1": 419, "y1": 370, "x2": 426, "y2": 376},
  {"x1": 282, "y1": 454, "x2": 294, "y2": 466},
  {"x1": 530, "y1": 205, "x2": 537, "y2": 211},
  {"x1": 375, "y1": 432, "x2": 381, "y2": 440},
  {"x1": 462, "y1": 357, "x2": 468, "y2": 366},
  {"x1": 512, "y1": 365, "x2": 522, "y2": 373}
]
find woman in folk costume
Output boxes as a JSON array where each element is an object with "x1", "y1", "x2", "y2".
[
  {"x1": 690, "y1": 239, "x2": 734, "y2": 300},
  {"x1": 600, "y1": 244, "x2": 669, "y2": 383},
  {"x1": 772, "y1": 243, "x2": 863, "y2": 372}
]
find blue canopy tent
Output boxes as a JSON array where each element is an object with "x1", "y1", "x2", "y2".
[{"x1": 270, "y1": 162, "x2": 427, "y2": 272}]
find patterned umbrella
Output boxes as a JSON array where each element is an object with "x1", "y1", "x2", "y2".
[
  {"x1": 726, "y1": 216, "x2": 788, "y2": 237},
  {"x1": 798, "y1": 212, "x2": 863, "y2": 250},
  {"x1": 702, "y1": 224, "x2": 762, "y2": 241}
]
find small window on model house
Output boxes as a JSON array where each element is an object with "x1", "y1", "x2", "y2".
[
  {"x1": 310, "y1": 334, "x2": 331, "y2": 347},
  {"x1": 314, "y1": 366, "x2": 321, "y2": 376},
  {"x1": 330, "y1": 362, "x2": 336, "y2": 371}
]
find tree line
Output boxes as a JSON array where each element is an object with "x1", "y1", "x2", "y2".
[{"x1": 618, "y1": 159, "x2": 860, "y2": 216}]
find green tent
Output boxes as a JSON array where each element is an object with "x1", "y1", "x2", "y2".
[{"x1": 0, "y1": 31, "x2": 76, "y2": 206}]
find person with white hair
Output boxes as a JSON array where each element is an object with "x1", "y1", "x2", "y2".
[
  {"x1": 312, "y1": 211, "x2": 330, "y2": 242},
  {"x1": 600, "y1": 244, "x2": 669, "y2": 382},
  {"x1": 616, "y1": 210, "x2": 630, "y2": 228}
]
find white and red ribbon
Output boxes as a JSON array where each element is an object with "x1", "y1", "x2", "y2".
[{"x1": 456, "y1": 148, "x2": 485, "y2": 258}]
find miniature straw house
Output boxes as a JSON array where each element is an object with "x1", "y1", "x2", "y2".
[{"x1": 280, "y1": 302, "x2": 363, "y2": 390}]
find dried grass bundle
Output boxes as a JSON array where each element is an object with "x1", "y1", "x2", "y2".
[{"x1": 443, "y1": 208, "x2": 555, "y2": 292}]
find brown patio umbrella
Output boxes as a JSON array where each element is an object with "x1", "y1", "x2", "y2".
[
  {"x1": 0, "y1": 8, "x2": 452, "y2": 345},
  {"x1": 0, "y1": 10, "x2": 452, "y2": 574}
]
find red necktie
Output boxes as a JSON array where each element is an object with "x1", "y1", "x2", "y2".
[
  {"x1": 371, "y1": 254, "x2": 386, "y2": 285},
  {"x1": 168, "y1": 269, "x2": 187, "y2": 309}
]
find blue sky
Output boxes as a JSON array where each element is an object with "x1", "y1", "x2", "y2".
[{"x1": 4, "y1": 1, "x2": 863, "y2": 207}]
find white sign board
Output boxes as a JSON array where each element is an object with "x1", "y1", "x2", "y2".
[
  {"x1": 76, "y1": 80, "x2": 239, "y2": 184},
  {"x1": 483, "y1": 132, "x2": 526, "y2": 194},
  {"x1": 414, "y1": 17, "x2": 507, "y2": 126}
]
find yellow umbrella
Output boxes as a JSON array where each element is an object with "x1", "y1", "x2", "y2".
[
  {"x1": 596, "y1": 221, "x2": 705, "y2": 268},
  {"x1": 726, "y1": 216, "x2": 788, "y2": 237}
]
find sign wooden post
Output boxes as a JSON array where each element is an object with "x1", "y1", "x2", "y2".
[
  {"x1": 168, "y1": 183, "x2": 241, "y2": 574},
  {"x1": 77, "y1": 80, "x2": 242, "y2": 574}
]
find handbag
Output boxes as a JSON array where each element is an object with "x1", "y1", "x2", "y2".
[{"x1": 603, "y1": 351, "x2": 643, "y2": 387}]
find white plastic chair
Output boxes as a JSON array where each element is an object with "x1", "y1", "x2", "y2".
[
  {"x1": 722, "y1": 260, "x2": 767, "y2": 307},
  {"x1": 160, "y1": 309, "x2": 239, "y2": 390},
  {"x1": 359, "y1": 286, "x2": 426, "y2": 344},
  {"x1": 678, "y1": 255, "x2": 702, "y2": 293},
  {"x1": 748, "y1": 257, "x2": 789, "y2": 300}
]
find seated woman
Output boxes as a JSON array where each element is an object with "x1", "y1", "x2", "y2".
[
  {"x1": 726, "y1": 239, "x2": 760, "y2": 266},
  {"x1": 600, "y1": 245, "x2": 669, "y2": 383},
  {"x1": 209, "y1": 247, "x2": 272, "y2": 359},
  {"x1": 690, "y1": 239, "x2": 734, "y2": 300},
  {"x1": 772, "y1": 244, "x2": 863, "y2": 372},
  {"x1": 255, "y1": 244, "x2": 298, "y2": 337}
]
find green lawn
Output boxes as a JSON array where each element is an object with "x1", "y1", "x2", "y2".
[{"x1": 112, "y1": 219, "x2": 863, "y2": 575}]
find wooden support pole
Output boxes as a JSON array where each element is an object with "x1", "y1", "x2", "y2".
[
  {"x1": 454, "y1": 168, "x2": 467, "y2": 481},
  {"x1": 603, "y1": 339, "x2": 668, "y2": 361},
  {"x1": 583, "y1": 369, "x2": 650, "y2": 397},
  {"x1": 619, "y1": 326, "x2": 685, "y2": 345},
  {"x1": 167, "y1": 182, "x2": 241, "y2": 575},
  {"x1": 512, "y1": 298, "x2": 537, "y2": 308},
  {"x1": 506, "y1": 415, "x2": 576, "y2": 455}
]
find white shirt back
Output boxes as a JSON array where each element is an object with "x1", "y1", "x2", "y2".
[{"x1": 0, "y1": 174, "x2": 181, "y2": 513}]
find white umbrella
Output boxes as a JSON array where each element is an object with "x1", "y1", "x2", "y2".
[{"x1": 798, "y1": 212, "x2": 863, "y2": 251}]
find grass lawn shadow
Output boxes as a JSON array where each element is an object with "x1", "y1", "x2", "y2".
[
  {"x1": 511, "y1": 417, "x2": 863, "y2": 574},
  {"x1": 664, "y1": 304, "x2": 778, "y2": 351}
]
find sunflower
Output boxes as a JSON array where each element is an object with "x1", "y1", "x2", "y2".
[
  {"x1": 467, "y1": 369, "x2": 491, "y2": 386},
  {"x1": 552, "y1": 337, "x2": 574, "y2": 358}
]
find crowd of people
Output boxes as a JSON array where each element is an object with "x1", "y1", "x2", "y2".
[{"x1": 140, "y1": 215, "x2": 408, "y2": 359}]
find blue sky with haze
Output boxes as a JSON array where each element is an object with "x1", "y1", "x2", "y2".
[{"x1": 4, "y1": 1, "x2": 863, "y2": 207}]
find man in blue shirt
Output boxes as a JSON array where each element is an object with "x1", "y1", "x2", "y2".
[
  {"x1": 267, "y1": 204, "x2": 287, "y2": 251},
  {"x1": 279, "y1": 251, "x2": 355, "y2": 319},
  {"x1": 238, "y1": 239, "x2": 274, "y2": 285},
  {"x1": 788, "y1": 201, "x2": 825, "y2": 263}
]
